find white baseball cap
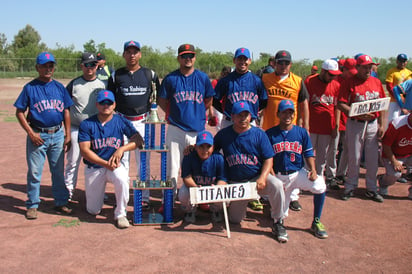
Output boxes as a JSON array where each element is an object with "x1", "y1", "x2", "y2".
[{"x1": 321, "y1": 59, "x2": 342, "y2": 75}]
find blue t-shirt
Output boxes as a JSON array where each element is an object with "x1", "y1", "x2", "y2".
[
  {"x1": 181, "y1": 151, "x2": 227, "y2": 185},
  {"x1": 159, "y1": 69, "x2": 215, "y2": 132},
  {"x1": 265, "y1": 125, "x2": 314, "y2": 173},
  {"x1": 214, "y1": 126, "x2": 274, "y2": 182},
  {"x1": 78, "y1": 114, "x2": 137, "y2": 168},
  {"x1": 14, "y1": 79, "x2": 73, "y2": 128},
  {"x1": 214, "y1": 71, "x2": 267, "y2": 119}
]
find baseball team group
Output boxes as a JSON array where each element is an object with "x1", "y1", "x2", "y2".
[{"x1": 13, "y1": 40, "x2": 412, "y2": 243}]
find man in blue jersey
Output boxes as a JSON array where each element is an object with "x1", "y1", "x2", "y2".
[
  {"x1": 159, "y1": 43, "x2": 215, "y2": 194},
  {"x1": 214, "y1": 101, "x2": 286, "y2": 242},
  {"x1": 14, "y1": 52, "x2": 73, "y2": 219},
  {"x1": 178, "y1": 130, "x2": 227, "y2": 223},
  {"x1": 214, "y1": 47, "x2": 268, "y2": 129},
  {"x1": 79, "y1": 90, "x2": 144, "y2": 229},
  {"x1": 266, "y1": 99, "x2": 328, "y2": 241},
  {"x1": 108, "y1": 40, "x2": 161, "y2": 209}
]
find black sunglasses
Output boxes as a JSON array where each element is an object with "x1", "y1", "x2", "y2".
[
  {"x1": 180, "y1": 53, "x2": 195, "y2": 59},
  {"x1": 84, "y1": 62, "x2": 97, "y2": 68},
  {"x1": 99, "y1": 100, "x2": 114, "y2": 106}
]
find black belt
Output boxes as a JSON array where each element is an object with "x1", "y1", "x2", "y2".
[
  {"x1": 31, "y1": 124, "x2": 62, "y2": 134},
  {"x1": 276, "y1": 170, "x2": 297, "y2": 175},
  {"x1": 350, "y1": 118, "x2": 376, "y2": 124}
]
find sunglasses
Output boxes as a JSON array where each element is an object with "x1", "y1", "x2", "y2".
[
  {"x1": 98, "y1": 100, "x2": 114, "y2": 106},
  {"x1": 84, "y1": 62, "x2": 97, "y2": 68},
  {"x1": 180, "y1": 53, "x2": 195, "y2": 59},
  {"x1": 277, "y1": 61, "x2": 290, "y2": 66}
]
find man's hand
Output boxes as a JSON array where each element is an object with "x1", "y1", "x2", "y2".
[
  {"x1": 208, "y1": 116, "x2": 218, "y2": 126},
  {"x1": 108, "y1": 150, "x2": 123, "y2": 169},
  {"x1": 355, "y1": 113, "x2": 375, "y2": 121},
  {"x1": 392, "y1": 159, "x2": 404, "y2": 172},
  {"x1": 256, "y1": 177, "x2": 267, "y2": 191},
  {"x1": 64, "y1": 135, "x2": 71, "y2": 152},
  {"x1": 308, "y1": 170, "x2": 318, "y2": 181}
]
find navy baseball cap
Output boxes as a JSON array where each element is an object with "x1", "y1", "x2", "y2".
[
  {"x1": 36, "y1": 52, "x2": 56, "y2": 65},
  {"x1": 196, "y1": 131, "x2": 214, "y2": 146},
  {"x1": 97, "y1": 90, "x2": 115, "y2": 103},
  {"x1": 278, "y1": 99, "x2": 295, "y2": 112},
  {"x1": 232, "y1": 101, "x2": 251, "y2": 114},
  {"x1": 124, "y1": 40, "x2": 141, "y2": 51},
  {"x1": 397, "y1": 53, "x2": 408, "y2": 61},
  {"x1": 81, "y1": 52, "x2": 97, "y2": 64},
  {"x1": 234, "y1": 47, "x2": 250, "y2": 59}
]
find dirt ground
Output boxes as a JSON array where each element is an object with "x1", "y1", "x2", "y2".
[{"x1": 0, "y1": 78, "x2": 411, "y2": 273}]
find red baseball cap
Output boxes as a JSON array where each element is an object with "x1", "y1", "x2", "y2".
[
  {"x1": 343, "y1": 58, "x2": 357, "y2": 75},
  {"x1": 356, "y1": 55, "x2": 376, "y2": 66}
]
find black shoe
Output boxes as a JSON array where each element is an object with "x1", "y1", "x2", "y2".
[
  {"x1": 327, "y1": 178, "x2": 341, "y2": 190},
  {"x1": 272, "y1": 220, "x2": 288, "y2": 243},
  {"x1": 289, "y1": 200, "x2": 302, "y2": 211},
  {"x1": 365, "y1": 190, "x2": 384, "y2": 203},
  {"x1": 335, "y1": 175, "x2": 346, "y2": 185},
  {"x1": 341, "y1": 189, "x2": 354, "y2": 201}
]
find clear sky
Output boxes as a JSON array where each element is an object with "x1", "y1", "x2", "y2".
[{"x1": 2, "y1": 0, "x2": 411, "y2": 62}]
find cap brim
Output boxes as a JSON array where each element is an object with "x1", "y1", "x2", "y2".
[
  {"x1": 124, "y1": 45, "x2": 140, "y2": 51},
  {"x1": 179, "y1": 51, "x2": 195, "y2": 55},
  {"x1": 196, "y1": 141, "x2": 213, "y2": 146}
]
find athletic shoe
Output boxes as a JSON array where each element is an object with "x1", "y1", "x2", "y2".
[
  {"x1": 365, "y1": 190, "x2": 384, "y2": 203},
  {"x1": 184, "y1": 212, "x2": 196, "y2": 223},
  {"x1": 248, "y1": 200, "x2": 264, "y2": 211},
  {"x1": 211, "y1": 211, "x2": 222, "y2": 223},
  {"x1": 26, "y1": 208, "x2": 37, "y2": 220},
  {"x1": 117, "y1": 216, "x2": 130, "y2": 229},
  {"x1": 54, "y1": 205, "x2": 73, "y2": 215},
  {"x1": 289, "y1": 200, "x2": 302, "y2": 211},
  {"x1": 404, "y1": 173, "x2": 412, "y2": 181},
  {"x1": 311, "y1": 218, "x2": 328, "y2": 239},
  {"x1": 327, "y1": 178, "x2": 340, "y2": 190},
  {"x1": 272, "y1": 220, "x2": 288, "y2": 243},
  {"x1": 341, "y1": 189, "x2": 354, "y2": 201}
]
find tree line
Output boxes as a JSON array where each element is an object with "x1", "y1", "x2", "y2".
[{"x1": 0, "y1": 24, "x2": 411, "y2": 82}]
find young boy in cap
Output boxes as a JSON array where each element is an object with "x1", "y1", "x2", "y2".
[
  {"x1": 78, "y1": 90, "x2": 144, "y2": 228},
  {"x1": 266, "y1": 99, "x2": 328, "y2": 240},
  {"x1": 14, "y1": 52, "x2": 73, "y2": 219},
  {"x1": 178, "y1": 130, "x2": 227, "y2": 223}
]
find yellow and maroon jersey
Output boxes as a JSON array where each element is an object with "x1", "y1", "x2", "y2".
[{"x1": 261, "y1": 72, "x2": 306, "y2": 130}]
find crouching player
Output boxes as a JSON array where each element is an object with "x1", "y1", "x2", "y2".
[
  {"x1": 378, "y1": 112, "x2": 412, "y2": 199},
  {"x1": 266, "y1": 99, "x2": 328, "y2": 240},
  {"x1": 79, "y1": 90, "x2": 144, "y2": 229},
  {"x1": 178, "y1": 130, "x2": 227, "y2": 223}
]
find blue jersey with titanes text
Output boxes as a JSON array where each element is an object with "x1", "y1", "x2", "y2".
[
  {"x1": 78, "y1": 114, "x2": 137, "y2": 168},
  {"x1": 265, "y1": 125, "x2": 314, "y2": 173},
  {"x1": 159, "y1": 69, "x2": 215, "y2": 132},
  {"x1": 214, "y1": 71, "x2": 267, "y2": 119},
  {"x1": 214, "y1": 126, "x2": 274, "y2": 182},
  {"x1": 14, "y1": 79, "x2": 73, "y2": 128},
  {"x1": 181, "y1": 151, "x2": 227, "y2": 186}
]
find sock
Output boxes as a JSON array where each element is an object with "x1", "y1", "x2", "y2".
[{"x1": 313, "y1": 192, "x2": 326, "y2": 221}]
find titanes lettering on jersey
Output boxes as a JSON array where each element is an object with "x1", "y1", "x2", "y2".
[
  {"x1": 227, "y1": 91, "x2": 258, "y2": 104},
  {"x1": 194, "y1": 176, "x2": 216, "y2": 186},
  {"x1": 34, "y1": 100, "x2": 64, "y2": 113},
  {"x1": 273, "y1": 141, "x2": 302, "y2": 154},
  {"x1": 226, "y1": 154, "x2": 258, "y2": 167},
  {"x1": 174, "y1": 91, "x2": 203, "y2": 103},
  {"x1": 92, "y1": 137, "x2": 122, "y2": 150}
]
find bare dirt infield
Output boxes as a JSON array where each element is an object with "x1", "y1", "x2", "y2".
[{"x1": 0, "y1": 78, "x2": 411, "y2": 273}]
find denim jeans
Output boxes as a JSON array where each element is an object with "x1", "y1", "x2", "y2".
[{"x1": 26, "y1": 128, "x2": 69, "y2": 208}]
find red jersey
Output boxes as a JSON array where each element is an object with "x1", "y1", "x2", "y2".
[
  {"x1": 305, "y1": 75, "x2": 340, "y2": 135},
  {"x1": 336, "y1": 76, "x2": 348, "y2": 131},
  {"x1": 338, "y1": 75, "x2": 386, "y2": 120},
  {"x1": 382, "y1": 114, "x2": 412, "y2": 159}
]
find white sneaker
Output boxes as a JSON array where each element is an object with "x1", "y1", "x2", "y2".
[{"x1": 117, "y1": 216, "x2": 130, "y2": 229}]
